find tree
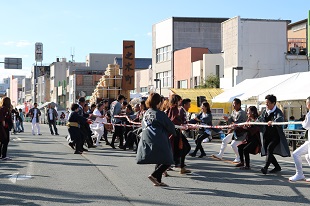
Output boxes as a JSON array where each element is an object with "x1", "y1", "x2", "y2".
[{"x1": 197, "y1": 74, "x2": 220, "y2": 88}]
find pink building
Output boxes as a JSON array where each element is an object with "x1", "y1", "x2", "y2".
[
  {"x1": 9, "y1": 75, "x2": 25, "y2": 106},
  {"x1": 174, "y1": 47, "x2": 209, "y2": 89}
]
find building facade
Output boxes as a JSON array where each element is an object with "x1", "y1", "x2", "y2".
[
  {"x1": 0, "y1": 77, "x2": 10, "y2": 97},
  {"x1": 152, "y1": 17, "x2": 228, "y2": 96},
  {"x1": 174, "y1": 47, "x2": 209, "y2": 89},
  {"x1": 21, "y1": 78, "x2": 31, "y2": 104},
  {"x1": 220, "y1": 16, "x2": 309, "y2": 89},
  {"x1": 9, "y1": 75, "x2": 26, "y2": 106}
]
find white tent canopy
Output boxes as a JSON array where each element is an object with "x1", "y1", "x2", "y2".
[
  {"x1": 212, "y1": 72, "x2": 310, "y2": 103},
  {"x1": 257, "y1": 72, "x2": 310, "y2": 102}
]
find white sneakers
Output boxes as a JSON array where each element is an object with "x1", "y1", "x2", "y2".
[
  {"x1": 212, "y1": 154, "x2": 223, "y2": 160},
  {"x1": 202, "y1": 138, "x2": 211, "y2": 143},
  {"x1": 289, "y1": 174, "x2": 305, "y2": 182},
  {"x1": 232, "y1": 158, "x2": 241, "y2": 163}
]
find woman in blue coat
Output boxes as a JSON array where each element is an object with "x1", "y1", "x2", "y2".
[{"x1": 136, "y1": 93, "x2": 176, "y2": 186}]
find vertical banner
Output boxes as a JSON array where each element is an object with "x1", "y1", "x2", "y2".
[
  {"x1": 308, "y1": 10, "x2": 310, "y2": 57},
  {"x1": 35, "y1": 42, "x2": 43, "y2": 62},
  {"x1": 122, "y1": 41, "x2": 135, "y2": 90}
]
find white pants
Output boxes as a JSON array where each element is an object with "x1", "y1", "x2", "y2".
[
  {"x1": 90, "y1": 123, "x2": 105, "y2": 146},
  {"x1": 292, "y1": 141, "x2": 310, "y2": 175},
  {"x1": 32, "y1": 118, "x2": 40, "y2": 135},
  {"x1": 218, "y1": 133, "x2": 241, "y2": 159}
]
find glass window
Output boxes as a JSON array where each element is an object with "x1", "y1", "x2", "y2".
[
  {"x1": 141, "y1": 87, "x2": 148, "y2": 93},
  {"x1": 216, "y1": 65, "x2": 220, "y2": 78}
]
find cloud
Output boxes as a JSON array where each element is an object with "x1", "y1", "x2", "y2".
[
  {"x1": 147, "y1": 32, "x2": 152, "y2": 37},
  {"x1": 2, "y1": 40, "x2": 32, "y2": 47}
]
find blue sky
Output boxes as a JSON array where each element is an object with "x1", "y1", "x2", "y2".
[{"x1": 0, "y1": 0, "x2": 309, "y2": 79}]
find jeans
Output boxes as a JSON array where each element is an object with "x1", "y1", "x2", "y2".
[{"x1": 48, "y1": 120, "x2": 58, "y2": 135}]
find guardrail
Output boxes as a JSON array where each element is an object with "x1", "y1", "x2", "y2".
[{"x1": 284, "y1": 129, "x2": 307, "y2": 151}]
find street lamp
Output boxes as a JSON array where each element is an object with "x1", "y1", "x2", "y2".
[
  {"x1": 154, "y1": 78, "x2": 161, "y2": 95},
  {"x1": 232, "y1": 67, "x2": 243, "y2": 87}
]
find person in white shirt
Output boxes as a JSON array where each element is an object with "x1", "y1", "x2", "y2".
[
  {"x1": 28, "y1": 103, "x2": 41, "y2": 135},
  {"x1": 91, "y1": 103, "x2": 107, "y2": 146},
  {"x1": 289, "y1": 96, "x2": 310, "y2": 182}
]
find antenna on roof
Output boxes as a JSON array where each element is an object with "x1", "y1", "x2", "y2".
[{"x1": 70, "y1": 47, "x2": 75, "y2": 62}]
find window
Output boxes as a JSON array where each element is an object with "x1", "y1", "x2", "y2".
[
  {"x1": 177, "y1": 80, "x2": 187, "y2": 89},
  {"x1": 156, "y1": 45, "x2": 172, "y2": 63},
  {"x1": 193, "y1": 76, "x2": 199, "y2": 87},
  {"x1": 140, "y1": 87, "x2": 148, "y2": 93},
  {"x1": 155, "y1": 71, "x2": 171, "y2": 88},
  {"x1": 216, "y1": 65, "x2": 220, "y2": 78}
]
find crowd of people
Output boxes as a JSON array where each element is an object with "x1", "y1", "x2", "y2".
[{"x1": 0, "y1": 94, "x2": 309, "y2": 187}]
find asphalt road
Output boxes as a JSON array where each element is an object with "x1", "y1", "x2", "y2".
[{"x1": 1, "y1": 123, "x2": 310, "y2": 206}]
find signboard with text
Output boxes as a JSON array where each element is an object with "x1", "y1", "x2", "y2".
[
  {"x1": 4, "y1": 58, "x2": 22, "y2": 69},
  {"x1": 122, "y1": 41, "x2": 135, "y2": 90},
  {"x1": 35, "y1": 42, "x2": 43, "y2": 62},
  {"x1": 308, "y1": 10, "x2": 310, "y2": 57}
]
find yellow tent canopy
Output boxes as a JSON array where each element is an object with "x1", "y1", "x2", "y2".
[{"x1": 170, "y1": 88, "x2": 231, "y2": 113}]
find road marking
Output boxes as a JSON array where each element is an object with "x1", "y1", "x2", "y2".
[
  {"x1": 7, "y1": 172, "x2": 32, "y2": 183},
  {"x1": 11, "y1": 137, "x2": 22, "y2": 141}
]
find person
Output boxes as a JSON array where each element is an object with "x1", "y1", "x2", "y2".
[
  {"x1": 46, "y1": 103, "x2": 59, "y2": 135},
  {"x1": 101, "y1": 100, "x2": 111, "y2": 145},
  {"x1": 189, "y1": 102, "x2": 213, "y2": 158},
  {"x1": 289, "y1": 96, "x2": 310, "y2": 181},
  {"x1": 28, "y1": 103, "x2": 42, "y2": 135},
  {"x1": 136, "y1": 93, "x2": 176, "y2": 186},
  {"x1": 235, "y1": 106, "x2": 261, "y2": 170},
  {"x1": 166, "y1": 94, "x2": 191, "y2": 174},
  {"x1": 89, "y1": 103, "x2": 96, "y2": 114},
  {"x1": 212, "y1": 98, "x2": 247, "y2": 162},
  {"x1": 18, "y1": 109, "x2": 25, "y2": 132},
  {"x1": 110, "y1": 94, "x2": 126, "y2": 149},
  {"x1": 91, "y1": 103, "x2": 107, "y2": 146},
  {"x1": 0, "y1": 97, "x2": 13, "y2": 160},
  {"x1": 67, "y1": 103, "x2": 89, "y2": 154},
  {"x1": 257, "y1": 94, "x2": 290, "y2": 174},
  {"x1": 60, "y1": 112, "x2": 66, "y2": 126},
  {"x1": 11, "y1": 108, "x2": 18, "y2": 134},
  {"x1": 120, "y1": 104, "x2": 136, "y2": 150},
  {"x1": 78, "y1": 97, "x2": 94, "y2": 149}
]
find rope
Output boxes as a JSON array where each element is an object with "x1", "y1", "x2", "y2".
[{"x1": 93, "y1": 115, "x2": 303, "y2": 130}]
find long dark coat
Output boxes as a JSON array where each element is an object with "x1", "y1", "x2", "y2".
[
  {"x1": 257, "y1": 107, "x2": 290, "y2": 157},
  {"x1": 136, "y1": 108, "x2": 176, "y2": 165}
]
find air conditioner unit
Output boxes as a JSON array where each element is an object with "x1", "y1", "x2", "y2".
[{"x1": 290, "y1": 47, "x2": 300, "y2": 55}]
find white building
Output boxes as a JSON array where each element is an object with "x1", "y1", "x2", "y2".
[
  {"x1": 152, "y1": 17, "x2": 228, "y2": 96},
  {"x1": 86, "y1": 53, "x2": 122, "y2": 70},
  {"x1": 49, "y1": 58, "x2": 85, "y2": 103},
  {"x1": 220, "y1": 16, "x2": 309, "y2": 89}
]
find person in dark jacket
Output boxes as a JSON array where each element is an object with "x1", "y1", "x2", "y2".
[
  {"x1": 67, "y1": 103, "x2": 89, "y2": 154},
  {"x1": 28, "y1": 103, "x2": 42, "y2": 135},
  {"x1": 110, "y1": 94, "x2": 126, "y2": 149},
  {"x1": 136, "y1": 93, "x2": 176, "y2": 187},
  {"x1": 257, "y1": 94, "x2": 290, "y2": 175},
  {"x1": 166, "y1": 94, "x2": 191, "y2": 174},
  {"x1": 46, "y1": 103, "x2": 59, "y2": 135},
  {"x1": 189, "y1": 102, "x2": 213, "y2": 158},
  {"x1": 235, "y1": 106, "x2": 261, "y2": 170},
  {"x1": 0, "y1": 97, "x2": 13, "y2": 160}
]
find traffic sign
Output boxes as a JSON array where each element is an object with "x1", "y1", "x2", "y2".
[{"x1": 4, "y1": 58, "x2": 22, "y2": 69}]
